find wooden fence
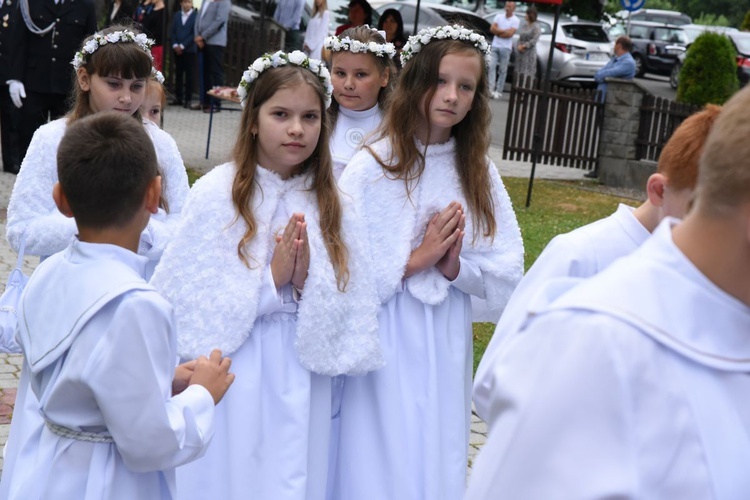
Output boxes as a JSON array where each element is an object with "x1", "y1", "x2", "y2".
[
  {"x1": 503, "y1": 76, "x2": 603, "y2": 172},
  {"x1": 635, "y1": 95, "x2": 701, "y2": 162}
]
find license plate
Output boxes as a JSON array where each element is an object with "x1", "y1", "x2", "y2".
[{"x1": 585, "y1": 52, "x2": 609, "y2": 61}]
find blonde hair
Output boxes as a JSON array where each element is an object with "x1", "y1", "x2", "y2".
[
  {"x1": 367, "y1": 36, "x2": 496, "y2": 243},
  {"x1": 312, "y1": 0, "x2": 327, "y2": 17},
  {"x1": 695, "y1": 86, "x2": 750, "y2": 214},
  {"x1": 232, "y1": 65, "x2": 350, "y2": 290}
]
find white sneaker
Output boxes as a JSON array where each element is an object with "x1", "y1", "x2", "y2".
[{"x1": 491, "y1": 91, "x2": 501, "y2": 99}]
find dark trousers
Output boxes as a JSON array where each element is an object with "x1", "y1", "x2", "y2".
[
  {"x1": 19, "y1": 91, "x2": 68, "y2": 163},
  {"x1": 285, "y1": 29, "x2": 302, "y2": 52},
  {"x1": 174, "y1": 52, "x2": 196, "y2": 103},
  {"x1": 201, "y1": 44, "x2": 224, "y2": 108},
  {"x1": 0, "y1": 84, "x2": 22, "y2": 174}
]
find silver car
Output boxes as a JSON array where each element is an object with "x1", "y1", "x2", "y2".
[{"x1": 484, "y1": 12, "x2": 613, "y2": 86}]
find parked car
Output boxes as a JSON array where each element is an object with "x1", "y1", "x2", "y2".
[
  {"x1": 621, "y1": 8, "x2": 692, "y2": 26},
  {"x1": 681, "y1": 23, "x2": 738, "y2": 43},
  {"x1": 484, "y1": 12, "x2": 612, "y2": 86},
  {"x1": 375, "y1": 1, "x2": 491, "y2": 39},
  {"x1": 670, "y1": 31, "x2": 750, "y2": 89},
  {"x1": 628, "y1": 21, "x2": 688, "y2": 77}
]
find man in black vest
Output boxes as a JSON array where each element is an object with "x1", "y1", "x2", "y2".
[
  {"x1": 6, "y1": 0, "x2": 96, "y2": 162},
  {"x1": 0, "y1": 0, "x2": 21, "y2": 173}
]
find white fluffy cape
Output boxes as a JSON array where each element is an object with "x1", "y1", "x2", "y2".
[
  {"x1": 339, "y1": 138, "x2": 524, "y2": 320},
  {"x1": 150, "y1": 163, "x2": 383, "y2": 376}
]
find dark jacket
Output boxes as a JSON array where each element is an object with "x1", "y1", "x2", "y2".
[
  {"x1": 104, "y1": 0, "x2": 135, "y2": 28},
  {"x1": 9, "y1": 0, "x2": 97, "y2": 95},
  {"x1": 0, "y1": 0, "x2": 18, "y2": 83},
  {"x1": 169, "y1": 8, "x2": 196, "y2": 53}
]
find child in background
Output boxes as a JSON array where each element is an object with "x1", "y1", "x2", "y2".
[
  {"x1": 150, "y1": 50, "x2": 382, "y2": 500},
  {"x1": 331, "y1": 26, "x2": 523, "y2": 500},
  {"x1": 377, "y1": 8, "x2": 407, "y2": 70},
  {"x1": 0, "y1": 27, "x2": 190, "y2": 498},
  {"x1": 169, "y1": 0, "x2": 197, "y2": 108},
  {"x1": 142, "y1": 74, "x2": 167, "y2": 126},
  {"x1": 0, "y1": 111, "x2": 234, "y2": 500},
  {"x1": 324, "y1": 26, "x2": 395, "y2": 179},
  {"x1": 303, "y1": 0, "x2": 329, "y2": 60}
]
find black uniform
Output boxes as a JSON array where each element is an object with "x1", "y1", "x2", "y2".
[
  {"x1": 0, "y1": 0, "x2": 21, "y2": 173},
  {"x1": 9, "y1": 0, "x2": 96, "y2": 162}
]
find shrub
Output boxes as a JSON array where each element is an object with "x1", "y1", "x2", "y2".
[{"x1": 677, "y1": 31, "x2": 739, "y2": 106}]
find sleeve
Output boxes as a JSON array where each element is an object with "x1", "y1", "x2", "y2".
[
  {"x1": 84, "y1": 293, "x2": 215, "y2": 472},
  {"x1": 6, "y1": 126, "x2": 78, "y2": 256},
  {"x1": 526, "y1": 24, "x2": 541, "y2": 50},
  {"x1": 256, "y1": 265, "x2": 294, "y2": 316},
  {"x1": 169, "y1": 13, "x2": 178, "y2": 45},
  {"x1": 595, "y1": 57, "x2": 636, "y2": 82},
  {"x1": 466, "y1": 312, "x2": 638, "y2": 499},
  {"x1": 200, "y1": 1, "x2": 230, "y2": 41},
  {"x1": 449, "y1": 256, "x2": 485, "y2": 298},
  {"x1": 85, "y1": 0, "x2": 97, "y2": 35},
  {"x1": 8, "y1": 4, "x2": 28, "y2": 87}
]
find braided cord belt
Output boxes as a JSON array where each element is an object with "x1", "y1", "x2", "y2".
[{"x1": 45, "y1": 421, "x2": 115, "y2": 444}]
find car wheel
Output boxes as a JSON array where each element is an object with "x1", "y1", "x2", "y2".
[
  {"x1": 633, "y1": 54, "x2": 646, "y2": 78},
  {"x1": 669, "y1": 61, "x2": 681, "y2": 89}
]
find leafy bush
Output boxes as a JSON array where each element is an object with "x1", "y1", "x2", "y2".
[
  {"x1": 742, "y1": 10, "x2": 750, "y2": 31},
  {"x1": 677, "y1": 31, "x2": 739, "y2": 106}
]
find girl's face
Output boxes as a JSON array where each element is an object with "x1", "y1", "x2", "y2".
[
  {"x1": 141, "y1": 84, "x2": 163, "y2": 126},
  {"x1": 77, "y1": 69, "x2": 147, "y2": 115},
  {"x1": 332, "y1": 52, "x2": 388, "y2": 112},
  {"x1": 348, "y1": 4, "x2": 366, "y2": 25},
  {"x1": 382, "y1": 15, "x2": 398, "y2": 41},
  {"x1": 252, "y1": 83, "x2": 322, "y2": 179},
  {"x1": 416, "y1": 52, "x2": 482, "y2": 145}
]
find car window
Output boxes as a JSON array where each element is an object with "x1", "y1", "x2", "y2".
[
  {"x1": 654, "y1": 27, "x2": 688, "y2": 44},
  {"x1": 561, "y1": 24, "x2": 610, "y2": 43},
  {"x1": 629, "y1": 25, "x2": 649, "y2": 40}
]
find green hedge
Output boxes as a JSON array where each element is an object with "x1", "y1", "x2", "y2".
[{"x1": 677, "y1": 31, "x2": 739, "y2": 106}]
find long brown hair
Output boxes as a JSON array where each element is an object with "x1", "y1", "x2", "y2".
[
  {"x1": 232, "y1": 64, "x2": 350, "y2": 289},
  {"x1": 328, "y1": 25, "x2": 396, "y2": 131},
  {"x1": 367, "y1": 36, "x2": 496, "y2": 242}
]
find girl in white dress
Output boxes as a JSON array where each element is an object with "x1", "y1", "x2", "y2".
[
  {"x1": 324, "y1": 26, "x2": 396, "y2": 179},
  {"x1": 331, "y1": 26, "x2": 524, "y2": 500},
  {"x1": 303, "y1": 0, "x2": 329, "y2": 60},
  {"x1": 0, "y1": 27, "x2": 189, "y2": 500},
  {"x1": 150, "y1": 51, "x2": 382, "y2": 500}
]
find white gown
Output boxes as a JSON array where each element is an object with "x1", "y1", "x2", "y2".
[
  {"x1": 303, "y1": 10, "x2": 330, "y2": 60},
  {"x1": 466, "y1": 219, "x2": 750, "y2": 499},
  {"x1": 332, "y1": 138, "x2": 524, "y2": 500},
  {"x1": 330, "y1": 104, "x2": 382, "y2": 180},
  {"x1": 1, "y1": 241, "x2": 215, "y2": 500},
  {"x1": 1, "y1": 117, "x2": 190, "y2": 498},
  {"x1": 151, "y1": 163, "x2": 382, "y2": 500},
  {"x1": 473, "y1": 203, "x2": 650, "y2": 424}
]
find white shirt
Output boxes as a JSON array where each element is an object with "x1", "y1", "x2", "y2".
[{"x1": 491, "y1": 13, "x2": 519, "y2": 50}]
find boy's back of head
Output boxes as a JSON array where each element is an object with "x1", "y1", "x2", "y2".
[
  {"x1": 57, "y1": 111, "x2": 158, "y2": 229},
  {"x1": 657, "y1": 104, "x2": 722, "y2": 191},
  {"x1": 694, "y1": 87, "x2": 750, "y2": 215}
]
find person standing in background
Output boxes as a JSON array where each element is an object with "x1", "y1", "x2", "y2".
[
  {"x1": 170, "y1": 0, "x2": 197, "y2": 107},
  {"x1": 192, "y1": 0, "x2": 230, "y2": 112},
  {"x1": 514, "y1": 6, "x2": 540, "y2": 82},
  {"x1": 488, "y1": 1, "x2": 518, "y2": 99},
  {"x1": 377, "y1": 8, "x2": 406, "y2": 71},
  {"x1": 334, "y1": 0, "x2": 371, "y2": 36},
  {"x1": 0, "y1": 0, "x2": 21, "y2": 173},
  {"x1": 104, "y1": 0, "x2": 134, "y2": 27},
  {"x1": 133, "y1": 0, "x2": 166, "y2": 70},
  {"x1": 6, "y1": 0, "x2": 97, "y2": 165},
  {"x1": 303, "y1": 0, "x2": 328, "y2": 59},
  {"x1": 274, "y1": 0, "x2": 305, "y2": 52}
]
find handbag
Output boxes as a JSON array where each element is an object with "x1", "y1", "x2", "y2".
[{"x1": 0, "y1": 237, "x2": 29, "y2": 354}]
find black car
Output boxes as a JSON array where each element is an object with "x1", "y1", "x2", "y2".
[{"x1": 628, "y1": 21, "x2": 688, "y2": 77}]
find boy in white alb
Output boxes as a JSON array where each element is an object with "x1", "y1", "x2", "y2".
[
  {"x1": 0, "y1": 112, "x2": 234, "y2": 500},
  {"x1": 465, "y1": 87, "x2": 750, "y2": 499},
  {"x1": 473, "y1": 104, "x2": 721, "y2": 426},
  {"x1": 489, "y1": 1, "x2": 519, "y2": 98}
]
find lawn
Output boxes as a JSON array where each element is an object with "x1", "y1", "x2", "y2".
[{"x1": 472, "y1": 177, "x2": 639, "y2": 373}]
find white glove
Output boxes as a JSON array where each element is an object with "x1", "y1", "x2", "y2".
[{"x1": 7, "y1": 80, "x2": 26, "y2": 109}]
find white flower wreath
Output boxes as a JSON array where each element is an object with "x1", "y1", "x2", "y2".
[
  {"x1": 71, "y1": 30, "x2": 155, "y2": 71},
  {"x1": 400, "y1": 25, "x2": 491, "y2": 68},
  {"x1": 323, "y1": 34, "x2": 397, "y2": 59},
  {"x1": 237, "y1": 50, "x2": 334, "y2": 108}
]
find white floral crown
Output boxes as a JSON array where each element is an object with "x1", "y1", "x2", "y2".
[
  {"x1": 400, "y1": 25, "x2": 492, "y2": 67},
  {"x1": 237, "y1": 51, "x2": 333, "y2": 108},
  {"x1": 324, "y1": 32, "x2": 396, "y2": 59},
  {"x1": 72, "y1": 30, "x2": 154, "y2": 71}
]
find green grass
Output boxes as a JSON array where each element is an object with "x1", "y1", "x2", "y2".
[{"x1": 471, "y1": 177, "x2": 637, "y2": 374}]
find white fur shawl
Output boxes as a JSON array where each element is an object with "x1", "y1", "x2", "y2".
[
  {"x1": 338, "y1": 138, "x2": 524, "y2": 322},
  {"x1": 150, "y1": 163, "x2": 383, "y2": 376}
]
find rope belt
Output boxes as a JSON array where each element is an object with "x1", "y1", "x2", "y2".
[{"x1": 45, "y1": 421, "x2": 114, "y2": 444}]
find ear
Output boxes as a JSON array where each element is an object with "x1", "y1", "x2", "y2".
[
  {"x1": 52, "y1": 183, "x2": 74, "y2": 218},
  {"x1": 380, "y1": 66, "x2": 390, "y2": 88},
  {"x1": 646, "y1": 173, "x2": 667, "y2": 208},
  {"x1": 77, "y1": 67, "x2": 91, "y2": 92},
  {"x1": 144, "y1": 176, "x2": 162, "y2": 215}
]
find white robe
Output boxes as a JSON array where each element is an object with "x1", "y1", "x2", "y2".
[
  {"x1": 150, "y1": 163, "x2": 382, "y2": 500},
  {"x1": 465, "y1": 219, "x2": 750, "y2": 499},
  {"x1": 1, "y1": 118, "x2": 190, "y2": 497},
  {"x1": 331, "y1": 138, "x2": 524, "y2": 500},
  {"x1": 303, "y1": 10, "x2": 330, "y2": 60},
  {"x1": 0, "y1": 241, "x2": 215, "y2": 500},
  {"x1": 331, "y1": 104, "x2": 382, "y2": 180},
  {"x1": 473, "y1": 203, "x2": 649, "y2": 424}
]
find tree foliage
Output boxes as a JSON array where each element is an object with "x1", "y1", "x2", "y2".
[
  {"x1": 673, "y1": 0, "x2": 750, "y2": 28},
  {"x1": 693, "y1": 13, "x2": 731, "y2": 26},
  {"x1": 677, "y1": 31, "x2": 739, "y2": 106},
  {"x1": 742, "y1": 10, "x2": 750, "y2": 31}
]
